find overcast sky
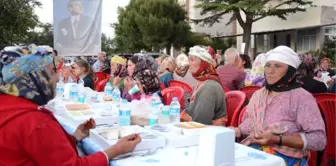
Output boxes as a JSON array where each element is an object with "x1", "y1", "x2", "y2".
[{"x1": 35, "y1": 0, "x2": 130, "y2": 38}]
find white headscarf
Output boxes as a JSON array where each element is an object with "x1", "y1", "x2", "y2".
[
  {"x1": 188, "y1": 46, "x2": 212, "y2": 64},
  {"x1": 266, "y1": 46, "x2": 301, "y2": 69}
]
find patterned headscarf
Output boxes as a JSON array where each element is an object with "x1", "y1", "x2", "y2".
[
  {"x1": 175, "y1": 54, "x2": 189, "y2": 77},
  {"x1": 135, "y1": 69, "x2": 160, "y2": 95},
  {"x1": 111, "y1": 55, "x2": 127, "y2": 77},
  {"x1": 0, "y1": 47, "x2": 55, "y2": 106},
  {"x1": 188, "y1": 46, "x2": 223, "y2": 89}
]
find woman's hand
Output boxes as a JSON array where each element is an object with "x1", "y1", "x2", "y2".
[
  {"x1": 112, "y1": 76, "x2": 121, "y2": 86},
  {"x1": 104, "y1": 134, "x2": 141, "y2": 159},
  {"x1": 124, "y1": 77, "x2": 134, "y2": 90},
  {"x1": 74, "y1": 118, "x2": 96, "y2": 141},
  {"x1": 180, "y1": 110, "x2": 192, "y2": 122},
  {"x1": 250, "y1": 132, "x2": 278, "y2": 146}
]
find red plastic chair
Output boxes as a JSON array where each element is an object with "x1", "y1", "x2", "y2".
[
  {"x1": 223, "y1": 86, "x2": 230, "y2": 93},
  {"x1": 95, "y1": 78, "x2": 109, "y2": 92},
  {"x1": 240, "y1": 86, "x2": 263, "y2": 101},
  {"x1": 161, "y1": 86, "x2": 184, "y2": 108},
  {"x1": 160, "y1": 82, "x2": 166, "y2": 90},
  {"x1": 95, "y1": 72, "x2": 108, "y2": 82},
  {"x1": 314, "y1": 93, "x2": 336, "y2": 166},
  {"x1": 238, "y1": 106, "x2": 247, "y2": 126},
  {"x1": 169, "y1": 80, "x2": 193, "y2": 95},
  {"x1": 226, "y1": 91, "x2": 246, "y2": 127}
]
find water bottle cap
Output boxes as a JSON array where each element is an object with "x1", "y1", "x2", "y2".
[
  {"x1": 173, "y1": 97, "x2": 178, "y2": 101},
  {"x1": 153, "y1": 92, "x2": 159, "y2": 97}
]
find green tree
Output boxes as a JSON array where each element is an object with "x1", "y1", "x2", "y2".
[
  {"x1": 0, "y1": 0, "x2": 41, "y2": 45},
  {"x1": 101, "y1": 33, "x2": 116, "y2": 56},
  {"x1": 114, "y1": 0, "x2": 191, "y2": 53},
  {"x1": 193, "y1": 0, "x2": 314, "y2": 54},
  {"x1": 22, "y1": 23, "x2": 53, "y2": 47},
  {"x1": 320, "y1": 37, "x2": 336, "y2": 67}
]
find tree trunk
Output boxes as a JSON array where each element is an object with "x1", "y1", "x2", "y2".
[
  {"x1": 242, "y1": 17, "x2": 253, "y2": 55},
  {"x1": 166, "y1": 44, "x2": 171, "y2": 55}
]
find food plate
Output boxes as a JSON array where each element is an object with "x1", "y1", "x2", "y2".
[
  {"x1": 145, "y1": 122, "x2": 208, "y2": 148},
  {"x1": 90, "y1": 125, "x2": 166, "y2": 152}
]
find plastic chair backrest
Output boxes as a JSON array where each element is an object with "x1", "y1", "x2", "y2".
[
  {"x1": 95, "y1": 72, "x2": 107, "y2": 82},
  {"x1": 161, "y1": 86, "x2": 184, "y2": 107},
  {"x1": 95, "y1": 78, "x2": 109, "y2": 92},
  {"x1": 169, "y1": 80, "x2": 193, "y2": 95},
  {"x1": 238, "y1": 106, "x2": 247, "y2": 126},
  {"x1": 160, "y1": 82, "x2": 166, "y2": 90},
  {"x1": 240, "y1": 86, "x2": 263, "y2": 101},
  {"x1": 226, "y1": 91, "x2": 246, "y2": 127},
  {"x1": 314, "y1": 93, "x2": 335, "y2": 164}
]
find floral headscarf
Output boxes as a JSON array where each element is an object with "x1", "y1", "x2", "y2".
[
  {"x1": 111, "y1": 56, "x2": 127, "y2": 77},
  {"x1": 0, "y1": 47, "x2": 55, "y2": 106},
  {"x1": 134, "y1": 69, "x2": 160, "y2": 95},
  {"x1": 245, "y1": 53, "x2": 268, "y2": 86},
  {"x1": 175, "y1": 54, "x2": 189, "y2": 77}
]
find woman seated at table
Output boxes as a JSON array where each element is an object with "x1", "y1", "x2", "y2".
[
  {"x1": 158, "y1": 56, "x2": 175, "y2": 87},
  {"x1": 109, "y1": 55, "x2": 127, "y2": 89},
  {"x1": 173, "y1": 53, "x2": 198, "y2": 88},
  {"x1": 180, "y1": 46, "x2": 227, "y2": 126},
  {"x1": 73, "y1": 59, "x2": 95, "y2": 90},
  {"x1": 231, "y1": 46, "x2": 326, "y2": 165},
  {"x1": 0, "y1": 49, "x2": 141, "y2": 165},
  {"x1": 122, "y1": 68, "x2": 161, "y2": 102}
]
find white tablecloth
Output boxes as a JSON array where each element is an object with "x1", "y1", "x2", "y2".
[{"x1": 48, "y1": 99, "x2": 286, "y2": 166}]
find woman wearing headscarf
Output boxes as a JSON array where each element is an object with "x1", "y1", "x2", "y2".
[
  {"x1": 122, "y1": 69, "x2": 161, "y2": 102},
  {"x1": 244, "y1": 53, "x2": 268, "y2": 86},
  {"x1": 231, "y1": 46, "x2": 326, "y2": 165},
  {"x1": 296, "y1": 54, "x2": 327, "y2": 94},
  {"x1": 0, "y1": 48, "x2": 141, "y2": 165},
  {"x1": 173, "y1": 53, "x2": 197, "y2": 88},
  {"x1": 158, "y1": 56, "x2": 175, "y2": 87},
  {"x1": 109, "y1": 55, "x2": 127, "y2": 89},
  {"x1": 180, "y1": 46, "x2": 227, "y2": 126}
]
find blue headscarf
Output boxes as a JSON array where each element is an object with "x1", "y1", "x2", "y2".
[{"x1": 0, "y1": 47, "x2": 55, "y2": 105}]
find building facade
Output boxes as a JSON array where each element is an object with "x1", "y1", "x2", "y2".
[{"x1": 235, "y1": 0, "x2": 336, "y2": 57}]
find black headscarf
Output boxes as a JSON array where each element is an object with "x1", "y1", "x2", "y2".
[{"x1": 265, "y1": 65, "x2": 301, "y2": 92}]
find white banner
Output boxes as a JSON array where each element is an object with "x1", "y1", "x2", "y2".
[{"x1": 53, "y1": 0, "x2": 102, "y2": 56}]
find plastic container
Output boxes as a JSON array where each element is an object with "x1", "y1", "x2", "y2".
[
  {"x1": 170, "y1": 97, "x2": 181, "y2": 123},
  {"x1": 69, "y1": 84, "x2": 78, "y2": 102},
  {"x1": 104, "y1": 82, "x2": 113, "y2": 97},
  {"x1": 112, "y1": 86, "x2": 121, "y2": 103},
  {"x1": 159, "y1": 105, "x2": 170, "y2": 124},
  {"x1": 118, "y1": 99, "x2": 131, "y2": 126}
]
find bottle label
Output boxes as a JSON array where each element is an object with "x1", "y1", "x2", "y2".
[
  {"x1": 119, "y1": 110, "x2": 131, "y2": 116},
  {"x1": 170, "y1": 107, "x2": 180, "y2": 114}
]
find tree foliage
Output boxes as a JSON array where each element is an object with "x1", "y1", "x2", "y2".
[
  {"x1": 114, "y1": 0, "x2": 191, "y2": 53},
  {"x1": 101, "y1": 33, "x2": 116, "y2": 56},
  {"x1": 23, "y1": 23, "x2": 53, "y2": 47},
  {"x1": 0, "y1": 0, "x2": 41, "y2": 46},
  {"x1": 184, "y1": 33, "x2": 235, "y2": 53},
  {"x1": 194, "y1": 0, "x2": 314, "y2": 54}
]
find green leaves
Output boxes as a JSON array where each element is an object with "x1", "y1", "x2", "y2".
[
  {"x1": 0, "y1": 0, "x2": 41, "y2": 45},
  {"x1": 114, "y1": 0, "x2": 191, "y2": 53}
]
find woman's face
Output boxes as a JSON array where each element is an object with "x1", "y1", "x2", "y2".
[
  {"x1": 264, "y1": 61, "x2": 288, "y2": 85},
  {"x1": 111, "y1": 62, "x2": 118, "y2": 74},
  {"x1": 72, "y1": 63, "x2": 85, "y2": 76},
  {"x1": 237, "y1": 57, "x2": 245, "y2": 69},
  {"x1": 188, "y1": 56, "x2": 201, "y2": 74},
  {"x1": 127, "y1": 61, "x2": 135, "y2": 76}
]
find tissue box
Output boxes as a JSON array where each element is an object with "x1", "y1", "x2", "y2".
[
  {"x1": 197, "y1": 127, "x2": 235, "y2": 166},
  {"x1": 90, "y1": 125, "x2": 166, "y2": 152}
]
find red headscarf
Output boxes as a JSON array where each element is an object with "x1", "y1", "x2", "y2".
[
  {"x1": 192, "y1": 60, "x2": 224, "y2": 90},
  {"x1": 207, "y1": 46, "x2": 216, "y2": 60}
]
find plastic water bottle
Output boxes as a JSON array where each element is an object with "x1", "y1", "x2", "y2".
[
  {"x1": 104, "y1": 82, "x2": 113, "y2": 97},
  {"x1": 159, "y1": 105, "x2": 170, "y2": 124},
  {"x1": 170, "y1": 97, "x2": 181, "y2": 123},
  {"x1": 70, "y1": 84, "x2": 78, "y2": 102},
  {"x1": 119, "y1": 99, "x2": 131, "y2": 126},
  {"x1": 112, "y1": 86, "x2": 121, "y2": 103},
  {"x1": 78, "y1": 90, "x2": 85, "y2": 103},
  {"x1": 56, "y1": 79, "x2": 64, "y2": 97},
  {"x1": 148, "y1": 93, "x2": 162, "y2": 125},
  {"x1": 78, "y1": 78, "x2": 84, "y2": 88}
]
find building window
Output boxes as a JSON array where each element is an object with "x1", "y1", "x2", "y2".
[
  {"x1": 297, "y1": 28, "x2": 317, "y2": 51},
  {"x1": 325, "y1": 26, "x2": 336, "y2": 40}
]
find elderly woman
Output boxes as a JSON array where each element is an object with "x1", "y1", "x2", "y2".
[
  {"x1": 122, "y1": 68, "x2": 161, "y2": 102},
  {"x1": 109, "y1": 55, "x2": 127, "y2": 89},
  {"x1": 0, "y1": 49, "x2": 140, "y2": 165},
  {"x1": 158, "y1": 56, "x2": 175, "y2": 87},
  {"x1": 173, "y1": 54, "x2": 198, "y2": 88},
  {"x1": 231, "y1": 46, "x2": 326, "y2": 165},
  {"x1": 180, "y1": 46, "x2": 227, "y2": 125}
]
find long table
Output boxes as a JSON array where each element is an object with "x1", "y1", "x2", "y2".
[{"x1": 47, "y1": 99, "x2": 286, "y2": 166}]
